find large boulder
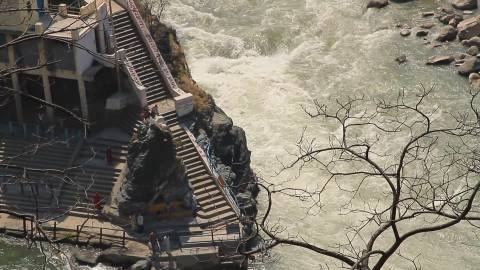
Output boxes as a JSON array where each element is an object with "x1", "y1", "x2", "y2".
[
  {"x1": 436, "y1": 25, "x2": 458, "y2": 41},
  {"x1": 97, "y1": 248, "x2": 142, "y2": 267},
  {"x1": 73, "y1": 249, "x2": 98, "y2": 266},
  {"x1": 457, "y1": 56, "x2": 480, "y2": 75},
  {"x1": 458, "y1": 15, "x2": 480, "y2": 40},
  {"x1": 117, "y1": 121, "x2": 192, "y2": 215},
  {"x1": 451, "y1": 0, "x2": 477, "y2": 10},
  {"x1": 426, "y1": 55, "x2": 454, "y2": 65},
  {"x1": 208, "y1": 107, "x2": 252, "y2": 189},
  {"x1": 367, "y1": 0, "x2": 389, "y2": 8},
  {"x1": 130, "y1": 260, "x2": 152, "y2": 270}
]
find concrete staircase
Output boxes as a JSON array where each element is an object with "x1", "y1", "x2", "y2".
[
  {"x1": 58, "y1": 137, "x2": 128, "y2": 217},
  {"x1": 161, "y1": 111, "x2": 238, "y2": 225},
  {"x1": 112, "y1": 11, "x2": 169, "y2": 105},
  {"x1": 0, "y1": 136, "x2": 74, "y2": 215},
  {"x1": 110, "y1": 8, "x2": 240, "y2": 226}
]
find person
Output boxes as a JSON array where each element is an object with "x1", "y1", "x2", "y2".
[
  {"x1": 165, "y1": 200, "x2": 172, "y2": 217},
  {"x1": 93, "y1": 192, "x2": 102, "y2": 211},
  {"x1": 149, "y1": 232, "x2": 158, "y2": 254},
  {"x1": 136, "y1": 213, "x2": 144, "y2": 233},
  {"x1": 150, "y1": 105, "x2": 158, "y2": 118},
  {"x1": 37, "y1": 111, "x2": 45, "y2": 123},
  {"x1": 105, "y1": 146, "x2": 113, "y2": 166},
  {"x1": 140, "y1": 107, "x2": 150, "y2": 122},
  {"x1": 162, "y1": 234, "x2": 171, "y2": 255}
]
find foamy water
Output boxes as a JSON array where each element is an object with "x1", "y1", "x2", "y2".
[{"x1": 165, "y1": 0, "x2": 480, "y2": 269}]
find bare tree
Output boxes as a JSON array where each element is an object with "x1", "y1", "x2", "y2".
[{"x1": 242, "y1": 85, "x2": 480, "y2": 270}]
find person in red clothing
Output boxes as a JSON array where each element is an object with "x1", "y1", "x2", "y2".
[
  {"x1": 140, "y1": 107, "x2": 150, "y2": 122},
  {"x1": 150, "y1": 105, "x2": 158, "y2": 118},
  {"x1": 93, "y1": 192, "x2": 102, "y2": 211},
  {"x1": 106, "y1": 146, "x2": 113, "y2": 166}
]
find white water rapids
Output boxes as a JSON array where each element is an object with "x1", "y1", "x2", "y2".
[{"x1": 164, "y1": 0, "x2": 480, "y2": 269}]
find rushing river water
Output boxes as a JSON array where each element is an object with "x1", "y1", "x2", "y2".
[
  {"x1": 164, "y1": 0, "x2": 480, "y2": 269},
  {"x1": 2, "y1": 0, "x2": 480, "y2": 269}
]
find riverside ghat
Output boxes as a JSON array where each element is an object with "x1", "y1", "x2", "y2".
[{"x1": 0, "y1": 0, "x2": 256, "y2": 268}]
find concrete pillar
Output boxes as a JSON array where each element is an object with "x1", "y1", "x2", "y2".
[
  {"x1": 72, "y1": 29, "x2": 89, "y2": 121},
  {"x1": 95, "y1": 5, "x2": 107, "y2": 53},
  {"x1": 58, "y1": 4, "x2": 67, "y2": 16},
  {"x1": 35, "y1": 22, "x2": 55, "y2": 122},
  {"x1": 6, "y1": 34, "x2": 24, "y2": 122}
]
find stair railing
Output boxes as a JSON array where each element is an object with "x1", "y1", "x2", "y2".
[
  {"x1": 121, "y1": 0, "x2": 194, "y2": 116},
  {"x1": 117, "y1": 49, "x2": 147, "y2": 106},
  {"x1": 179, "y1": 124, "x2": 241, "y2": 218}
]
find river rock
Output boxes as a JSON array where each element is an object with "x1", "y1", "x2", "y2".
[
  {"x1": 436, "y1": 25, "x2": 458, "y2": 41},
  {"x1": 451, "y1": 0, "x2": 477, "y2": 10},
  {"x1": 426, "y1": 55, "x2": 454, "y2": 65},
  {"x1": 130, "y1": 260, "x2": 152, "y2": 270},
  {"x1": 367, "y1": 0, "x2": 389, "y2": 8},
  {"x1": 449, "y1": 17, "x2": 463, "y2": 27},
  {"x1": 420, "y1": 22, "x2": 435, "y2": 29},
  {"x1": 395, "y1": 54, "x2": 407, "y2": 64},
  {"x1": 416, "y1": 29, "x2": 429, "y2": 36},
  {"x1": 467, "y1": 45, "x2": 479, "y2": 55},
  {"x1": 439, "y1": 13, "x2": 456, "y2": 24},
  {"x1": 400, "y1": 28, "x2": 411, "y2": 36},
  {"x1": 454, "y1": 52, "x2": 470, "y2": 61},
  {"x1": 421, "y1": 11, "x2": 435, "y2": 17},
  {"x1": 469, "y1": 73, "x2": 480, "y2": 88},
  {"x1": 458, "y1": 15, "x2": 480, "y2": 40},
  {"x1": 73, "y1": 249, "x2": 99, "y2": 266},
  {"x1": 97, "y1": 248, "x2": 142, "y2": 267},
  {"x1": 457, "y1": 56, "x2": 480, "y2": 75},
  {"x1": 462, "y1": 36, "x2": 480, "y2": 47}
]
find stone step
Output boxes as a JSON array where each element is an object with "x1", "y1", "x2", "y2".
[
  {"x1": 196, "y1": 194, "x2": 225, "y2": 206},
  {"x1": 187, "y1": 170, "x2": 211, "y2": 182},
  {"x1": 195, "y1": 189, "x2": 222, "y2": 203},
  {"x1": 114, "y1": 24, "x2": 132, "y2": 34},
  {"x1": 113, "y1": 19, "x2": 131, "y2": 29},
  {"x1": 189, "y1": 174, "x2": 211, "y2": 184},
  {"x1": 194, "y1": 184, "x2": 218, "y2": 196},
  {"x1": 201, "y1": 201, "x2": 229, "y2": 213},
  {"x1": 198, "y1": 205, "x2": 233, "y2": 219},
  {"x1": 176, "y1": 145, "x2": 197, "y2": 156},
  {"x1": 147, "y1": 94, "x2": 167, "y2": 104},
  {"x1": 191, "y1": 177, "x2": 214, "y2": 190},
  {"x1": 116, "y1": 29, "x2": 137, "y2": 40}
]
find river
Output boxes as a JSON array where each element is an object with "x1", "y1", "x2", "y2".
[{"x1": 164, "y1": 0, "x2": 480, "y2": 269}]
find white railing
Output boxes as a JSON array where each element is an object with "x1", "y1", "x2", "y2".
[
  {"x1": 118, "y1": 49, "x2": 147, "y2": 106},
  {"x1": 124, "y1": 0, "x2": 194, "y2": 116},
  {"x1": 80, "y1": 1, "x2": 97, "y2": 16}
]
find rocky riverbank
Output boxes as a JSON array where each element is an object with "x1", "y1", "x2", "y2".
[{"x1": 369, "y1": 0, "x2": 480, "y2": 88}]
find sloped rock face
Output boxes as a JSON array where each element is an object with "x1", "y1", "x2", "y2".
[
  {"x1": 195, "y1": 107, "x2": 259, "y2": 217},
  {"x1": 117, "y1": 121, "x2": 191, "y2": 215}
]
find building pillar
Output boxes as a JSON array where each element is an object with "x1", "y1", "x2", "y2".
[
  {"x1": 95, "y1": 5, "x2": 107, "y2": 54},
  {"x1": 6, "y1": 34, "x2": 24, "y2": 122},
  {"x1": 72, "y1": 30, "x2": 89, "y2": 122},
  {"x1": 36, "y1": 22, "x2": 55, "y2": 122}
]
